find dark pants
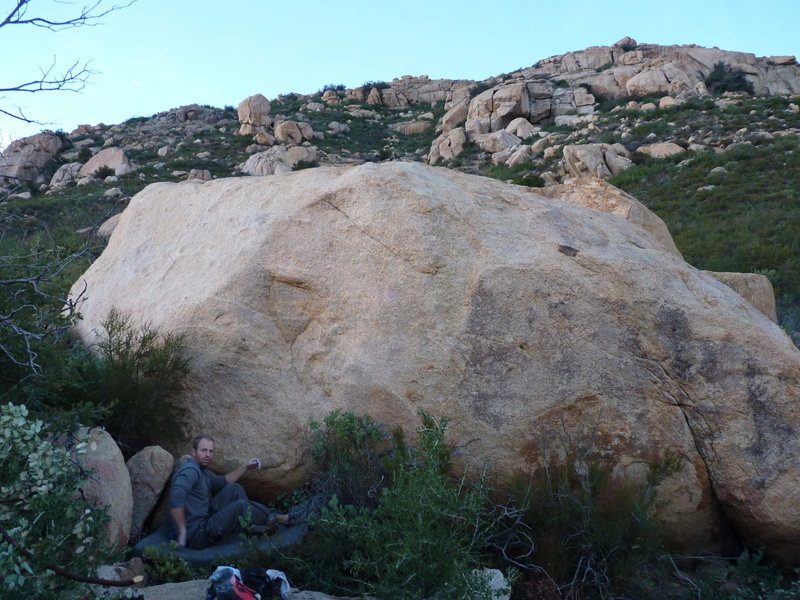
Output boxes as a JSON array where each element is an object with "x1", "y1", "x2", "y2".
[{"x1": 187, "y1": 483, "x2": 275, "y2": 549}]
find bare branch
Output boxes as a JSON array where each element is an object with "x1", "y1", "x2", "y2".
[
  {"x1": 1, "y1": 1, "x2": 137, "y2": 32},
  {"x1": 0, "y1": 58, "x2": 95, "y2": 95},
  {"x1": 0, "y1": 1, "x2": 136, "y2": 124}
]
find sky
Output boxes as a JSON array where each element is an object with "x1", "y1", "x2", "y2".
[{"x1": 1, "y1": 0, "x2": 798, "y2": 148}]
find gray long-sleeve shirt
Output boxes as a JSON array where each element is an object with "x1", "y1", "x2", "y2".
[{"x1": 169, "y1": 460, "x2": 227, "y2": 534}]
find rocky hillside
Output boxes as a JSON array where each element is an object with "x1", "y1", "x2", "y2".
[{"x1": 1, "y1": 37, "x2": 799, "y2": 334}]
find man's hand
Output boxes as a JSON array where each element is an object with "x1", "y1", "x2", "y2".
[
  {"x1": 246, "y1": 458, "x2": 261, "y2": 471},
  {"x1": 171, "y1": 507, "x2": 187, "y2": 546}
]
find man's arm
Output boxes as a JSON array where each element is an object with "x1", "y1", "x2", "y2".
[
  {"x1": 170, "y1": 507, "x2": 187, "y2": 546},
  {"x1": 225, "y1": 458, "x2": 260, "y2": 484},
  {"x1": 169, "y1": 464, "x2": 198, "y2": 547}
]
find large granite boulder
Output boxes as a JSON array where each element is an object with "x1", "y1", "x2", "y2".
[{"x1": 68, "y1": 162, "x2": 800, "y2": 563}]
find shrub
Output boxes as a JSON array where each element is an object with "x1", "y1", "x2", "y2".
[
  {"x1": 0, "y1": 403, "x2": 123, "y2": 597},
  {"x1": 705, "y1": 62, "x2": 755, "y2": 95},
  {"x1": 362, "y1": 80, "x2": 390, "y2": 90},
  {"x1": 297, "y1": 410, "x2": 496, "y2": 600},
  {"x1": 95, "y1": 308, "x2": 191, "y2": 457},
  {"x1": 309, "y1": 409, "x2": 393, "y2": 508},
  {"x1": 142, "y1": 544, "x2": 199, "y2": 584},
  {"x1": 94, "y1": 165, "x2": 115, "y2": 179},
  {"x1": 470, "y1": 82, "x2": 494, "y2": 97},
  {"x1": 293, "y1": 159, "x2": 319, "y2": 171},
  {"x1": 507, "y1": 443, "x2": 681, "y2": 599}
]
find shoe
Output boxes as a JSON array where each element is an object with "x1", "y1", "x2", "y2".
[{"x1": 248, "y1": 513, "x2": 278, "y2": 536}]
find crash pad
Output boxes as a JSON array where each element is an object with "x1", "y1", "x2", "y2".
[{"x1": 132, "y1": 518, "x2": 308, "y2": 566}]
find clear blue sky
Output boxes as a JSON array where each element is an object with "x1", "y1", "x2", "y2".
[{"x1": 1, "y1": 0, "x2": 798, "y2": 147}]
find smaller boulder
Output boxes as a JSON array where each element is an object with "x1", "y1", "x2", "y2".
[
  {"x1": 321, "y1": 89, "x2": 341, "y2": 104},
  {"x1": 97, "y1": 213, "x2": 122, "y2": 238},
  {"x1": 562, "y1": 143, "x2": 633, "y2": 180},
  {"x1": 274, "y1": 121, "x2": 304, "y2": 145},
  {"x1": 237, "y1": 94, "x2": 271, "y2": 136},
  {"x1": 254, "y1": 131, "x2": 275, "y2": 146},
  {"x1": 439, "y1": 99, "x2": 469, "y2": 133},
  {"x1": 79, "y1": 147, "x2": 133, "y2": 178},
  {"x1": 475, "y1": 130, "x2": 521, "y2": 154},
  {"x1": 505, "y1": 117, "x2": 538, "y2": 140},
  {"x1": 74, "y1": 427, "x2": 132, "y2": 548},
  {"x1": 391, "y1": 121, "x2": 432, "y2": 135},
  {"x1": 637, "y1": 142, "x2": 685, "y2": 158},
  {"x1": 188, "y1": 169, "x2": 213, "y2": 181},
  {"x1": 126, "y1": 446, "x2": 174, "y2": 542},
  {"x1": 427, "y1": 127, "x2": 467, "y2": 163},
  {"x1": 703, "y1": 271, "x2": 778, "y2": 323},
  {"x1": 49, "y1": 162, "x2": 83, "y2": 189},
  {"x1": 328, "y1": 121, "x2": 350, "y2": 135}
]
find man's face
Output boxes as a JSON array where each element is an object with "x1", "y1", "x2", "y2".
[{"x1": 191, "y1": 438, "x2": 215, "y2": 469}]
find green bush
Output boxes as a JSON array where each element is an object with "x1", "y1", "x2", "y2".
[
  {"x1": 309, "y1": 409, "x2": 393, "y2": 508},
  {"x1": 0, "y1": 403, "x2": 123, "y2": 598},
  {"x1": 705, "y1": 62, "x2": 755, "y2": 95},
  {"x1": 295, "y1": 410, "x2": 496, "y2": 599},
  {"x1": 94, "y1": 308, "x2": 191, "y2": 457},
  {"x1": 142, "y1": 544, "x2": 199, "y2": 584}
]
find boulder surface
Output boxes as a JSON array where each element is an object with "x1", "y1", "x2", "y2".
[
  {"x1": 69, "y1": 162, "x2": 800, "y2": 563},
  {"x1": 75, "y1": 427, "x2": 133, "y2": 548}
]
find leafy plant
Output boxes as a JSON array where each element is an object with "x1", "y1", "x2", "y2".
[
  {"x1": 95, "y1": 308, "x2": 191, "y2": 457},
  {"x1": 309, "y1": 409, "x2": 392, "y2": 508},
  {"x1": 0, "y1": 403, "x2": 123, "y2": 597},
  {"x1": 94, "y1": 165, "x2": 116, "y2": 179},
  {"x1": 142, "y1": 544, "x2": 199, "y2": 583},
  {"x1": 305, "y1": 409, "x2": 495, "y2": 600}
]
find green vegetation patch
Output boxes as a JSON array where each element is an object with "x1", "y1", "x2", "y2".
[{"x1": 610, "y1": 137, "x2": 800, "y2": 334}]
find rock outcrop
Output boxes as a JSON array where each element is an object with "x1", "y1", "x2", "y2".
[
  {"x1": 237, "y1": 94, "x2": 272, "y2": 136},
  {"x1": 0, "y1": 131, "x2": 63, "y2": 186},
  {"x1": 69, "y1": 162, "x2": 800, "y2": 563}
]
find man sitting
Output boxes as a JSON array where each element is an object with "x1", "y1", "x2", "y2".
[{"x1": 170, "y1": 434, "x2": 292, "y2": 549}]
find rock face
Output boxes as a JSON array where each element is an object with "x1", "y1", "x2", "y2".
[
  {"x1": 68, "y1": 162, "x2": 800, "y2": 563},
  {"x1": 126, "y1": 446, "x2": 175, "y2": 542},
  {"x1": 75, "y1": 427, "x2": 133, "y2": 548},
  {"x1": 0, "y1": 131, "x2": 63, "y2": 185}
]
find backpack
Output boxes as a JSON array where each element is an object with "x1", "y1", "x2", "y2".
[
  {"x1": 206, "y1": 566, "x2": 261, "y2": 600},
  {"x1": 242, "y1": 567, "x2": 281, "y2": 599}
]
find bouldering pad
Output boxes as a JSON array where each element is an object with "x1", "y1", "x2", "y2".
[{"x1": 132, "y1": 519, "x2": 308, "y2": 566}]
